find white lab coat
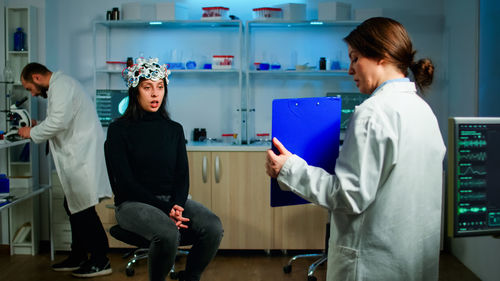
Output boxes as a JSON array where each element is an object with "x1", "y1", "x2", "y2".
[
  {"x1": 278, "y1": 82, "x2": 446, "y2": 281},
  {"x1": 30, "y1": 72, "x2": 112, "y2": 214}
]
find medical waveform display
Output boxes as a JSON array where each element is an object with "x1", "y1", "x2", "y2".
[
  {"x1": 96, "y1": 90, "x2": 129, "y2": 127},
  {"x1": 459, "y1": 190, "x2": 486, "y2": 202},
  {"x1": 460, "y1": 178, "x2": 487, "y2": 189},
  {"x1": 327, "y1": 92, "x2": 368, "y2": 130},
  {"x1": 458, "y1": 151, "x2": 487, "y2": 162},
  {"x1": 453, "y1": 122, "x2": 500, "y2": 236},
  {"x1": 459, "y1": 164, "x2": 487, "y2": 176}
]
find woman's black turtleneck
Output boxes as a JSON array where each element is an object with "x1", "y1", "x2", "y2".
[{"x1": 105, "y1": 111, "x2": 189, "y2": 214}]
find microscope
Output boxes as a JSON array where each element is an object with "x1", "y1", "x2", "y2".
[{"x1": 3, "y1": 97, "x2": 32, "y2": 141}]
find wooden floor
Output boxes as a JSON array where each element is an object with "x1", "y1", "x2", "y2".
[{"x1": 0, "y1": 249, "x2": 480, "y2": 281}]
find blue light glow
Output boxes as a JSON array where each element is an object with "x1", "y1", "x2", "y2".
[{"x1": 118, "y1": 97, "x2": 129, "y2": 115}]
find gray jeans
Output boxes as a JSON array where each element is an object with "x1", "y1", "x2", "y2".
[{"x1": 115, "y1": 199, "x2": 223, "y2": 281}]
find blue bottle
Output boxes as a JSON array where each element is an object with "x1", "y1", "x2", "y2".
[
  {"x1": 14, "y1": 27, "x2": 26, "y2": 51},
  {"x1": 0, "y1": 174, "x2": 9, "y2": 194}
]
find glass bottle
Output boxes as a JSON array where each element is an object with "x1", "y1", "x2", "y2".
[
  {"x1": 319, "y1": 57, "x2": 326, "y2": 70},
  {"x1": 112, "y1": 7, "x2": 120, "y2": 20},
  {"x1": 126, "y1": 57, "x2": 134, "y2": 67},
  {"x1": 3, "y1": 60, "x2": 14, "y2": 82},
  {"x1": 14, "y1": 27, "x2": 26, "y2": 51}
]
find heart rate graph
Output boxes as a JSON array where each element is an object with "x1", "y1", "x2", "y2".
[
  {"x1": 459, "y1": 164, "x2": 487, "y2": 176},
  {"x1": 458, "y1": 150, "x2": 487, "y2": 162}
]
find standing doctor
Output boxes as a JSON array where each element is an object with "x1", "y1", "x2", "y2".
[
  {"x1": 18, "y1": 63, "x2": 113, "y2": 278},
  {"x1": 266, "y1": 17, "x2": 446, "y2": 281}
]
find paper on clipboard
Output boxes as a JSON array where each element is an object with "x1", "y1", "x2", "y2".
[{"x1": 270, "y1": 97, "x2": 341, "y2": 207}]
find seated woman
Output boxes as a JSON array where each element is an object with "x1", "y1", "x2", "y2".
[{"x1": 105, "y1": 57, "x2": 223, "y2": 281}]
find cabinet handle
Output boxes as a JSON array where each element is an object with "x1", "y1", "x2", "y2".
[
  {"x1": 202, "y1": 155, "x2": 208, "y2": 183},
  {"x1": 214, "y1": 155, "x2": 220, "y2": 183}
]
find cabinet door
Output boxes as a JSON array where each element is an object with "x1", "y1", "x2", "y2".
[
  {"x1": 187, "y1": 152, "x2": 212, "y2": 209},
  {"x1": 273, "y1": 203, "x2": 328, "y2": 250},
  {"x1": 211, "y1": 151, "x2": 273, "y2": 249}
]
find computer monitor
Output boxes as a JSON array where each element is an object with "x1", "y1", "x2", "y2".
[
  {"x1": 326, "y1": 92, "x2": 369, "y2": 130},
  {"x1": 448, "y1": 117, "x2": 500, "y2": 237},
  {"x1": 96, "y1": 90, "x2": 129, "y2": 127}
]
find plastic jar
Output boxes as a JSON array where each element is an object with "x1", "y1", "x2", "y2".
[
  {"x1": 202, "y1": 7, "x2": 229, "y2": 20},
  {"x1": 255, "y1": 133, "x2": 271, "y2": 143},
  {"x1": 106, "y1": 61, "x2": 127, "y2": 71},
  {"x1": 221, "y1": 133, "x2": 237, "y2": 144},
  {"x1": 252, "y1": 8, "x2": 283, "y2": 20},
  {"x1": 212, "y1": 55, "x2": 234, "y2": 69}
]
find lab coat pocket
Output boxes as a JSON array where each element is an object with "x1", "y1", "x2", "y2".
[{"x1": 330, "y1": 245, "x2": 359, "y2": 281}]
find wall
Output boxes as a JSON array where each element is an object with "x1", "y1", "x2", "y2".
[{"x1": 444, "y1": 1, "x2": 500, "y2": 281}]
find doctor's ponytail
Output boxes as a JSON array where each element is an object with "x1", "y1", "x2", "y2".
[{"x1": 410, "y1": 58, "x2": 434, "y2": 91}]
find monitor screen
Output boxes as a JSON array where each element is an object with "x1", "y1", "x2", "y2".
[
  {"x1": 96, "y1": 90, "x2": 129, "y2": 127},
  {"x1": 448, "y1": 117, "x2": 500, "y2": 237},
  {"x1": 326, "y1": 92, "x2": 369, "y2": 130}
]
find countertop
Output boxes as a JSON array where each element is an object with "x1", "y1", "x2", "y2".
[{"x1": 186, "y1": 141, "x2": 271, "y2": 152}]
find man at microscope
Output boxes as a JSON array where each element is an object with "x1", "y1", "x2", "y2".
[{"x1": 18, "y1": 62, "x2": 113, "y2": 278}]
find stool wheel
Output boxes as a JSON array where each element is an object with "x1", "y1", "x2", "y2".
[
  {"x1": 170, "y1": 271, "x2": 180, "y2": 279},
  {"x1": 126, "y1": 267, "x2": 135, "y2": 277},
  {"x1": 283, "y1": 264, "x2": 292, "y2": 273},
  {"x1": 307, "y1": 276, "x2": 317, "y2": 281}
]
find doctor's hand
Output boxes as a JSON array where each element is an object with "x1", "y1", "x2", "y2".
[
  {"x1": 18, "y1": 127, "x2": 31, "y2": 139},
  {"x1": 266, "y1": 137, "x2": 292, "y2": 178},
  {"x1": 169, "y1": 204, "x2": 190, "y2": 229}
]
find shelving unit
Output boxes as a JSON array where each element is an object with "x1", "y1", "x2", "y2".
[
  {"x1": 93, "y1": 20, "x2": 244, "y2": 143},
  {"x1": 4, "y1": 6, "x2": 37, "y2": 85},
  {"x1": 2, "y1": 5, "x2": 41, "y2": 256},
  {"x1": 91, "y1": 19, "x2": 361, "y2": 145},
  {"x1": 244, "y1": 20, "x2": 360, "y2": 144}
]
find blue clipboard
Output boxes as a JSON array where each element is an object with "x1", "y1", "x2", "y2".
[{"x1": 271, "y1": 97, "x2": 341, "y2": 207}]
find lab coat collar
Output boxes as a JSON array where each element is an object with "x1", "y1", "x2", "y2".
[
  {"x1": 371, "y1": 80, "x2": 416, "y2": 97},
  {"x1": 49, "y1": 71, "x2": 61, "y2": 85},
  {"x1": 47, "y1": 71, "x2": 62, "y2": 96}
]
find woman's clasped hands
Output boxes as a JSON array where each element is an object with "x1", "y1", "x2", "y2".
[{"x1": 169, "y1": 204, "x2": 190, "y2": 229}]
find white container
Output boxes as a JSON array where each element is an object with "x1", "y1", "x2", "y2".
[
  {"x1": 10, "y1": 176, "x2": 32, "y2": 188},
  {"x1": 274, "y1": 3, "x2": 306, "y2": 21},
  {"x1": 156, "y1": 3, "x2": 188, "y2": 21},
  {"x1": 106, "y1": 61, "x2": 126, "y2": 71},
  {"x1": 201, "y1": 6, "x2": 229, "y2": 20},
  {"x1": 212, "y1": 55, "x2": 234, "y2": 69},
  {"x1": 123, "y1": 2, "x2": 188, "y2": 21},
  {"x1": 221, "y1": 133, "x2": 237, "y2": 144},
  {"x1": 252, "y1": 7, "x2": 283, "y2": 20},
  {"x1": 318, "y1": 2, "x2": 351, "y2": 21},
  {"x1": 121, "y1": 2, "x2": 154, "y2": 20},
  {"x1": 255, "y1": 133, "x2": 271, "y2": 143}
]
